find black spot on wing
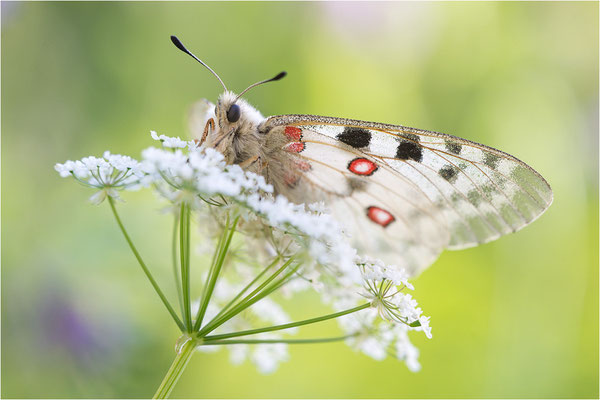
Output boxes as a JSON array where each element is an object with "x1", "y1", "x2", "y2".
[
  {"x1": 467, "y1": 190, "x2": 483, "y2": 206},
  {"x1": 347, "y1": 177, "x2": 368, "y2": 194},
  {"x1": 395, "y1": 141, "x2": 423, "y2": 162},
  {"x1": 445, "y1": 141, "x2": 462, "y2": 155},
  {"x1": 399, "y1": 132, "x2": 420, "y2": 143},
  {"x1": 439, "y1": 165, "x2": 458, "y2": 183},
  {"x1": 450, "y1": 193, "x2": 462, "y2": 203},
  {"x1": 480, "y1": 184, "x2": 495, "y2": 197},
  {"x1": 484, "y1": 152, "x2": 500, "y2": 169},
  {"x1": 336, "y1": 127, "x2": 371, "y2": 148}
]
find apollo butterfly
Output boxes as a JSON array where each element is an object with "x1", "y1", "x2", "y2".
[{"x1": 173, "y1": 35, "x2": 553, "y2": 276}]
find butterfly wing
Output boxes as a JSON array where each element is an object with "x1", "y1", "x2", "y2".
[
  {"x1": 263, "y1": 114, "x2": 552, "y2": 274},
  {"x1": 272, "y1": 128, "x2": 450, "y2": 274}
]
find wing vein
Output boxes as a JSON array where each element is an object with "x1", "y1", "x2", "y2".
[{"x1": 427, "y1": 148, "x2": 528, "y2": 227}]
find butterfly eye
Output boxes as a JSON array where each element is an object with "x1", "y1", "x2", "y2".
[{"x1": 227, "y1": 104, "x2": 241, "y2": 123}]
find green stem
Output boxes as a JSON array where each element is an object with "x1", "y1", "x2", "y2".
[
  {"x1": 180, "y1": 203, "x2": 192, "y2": 331},
  {"x1": 172, "y1": 213, "x2": 184, "y2": 317},
  {"x1": 211, "y1": 256, "x2": 281, "y2": 322},
  {"x1": 193, "y1": 215, "x2": 239, "y2": 331},
  {"x1": 107, "y1": 197, "x2": 184, "y2": 331},
  {"x1": 196, "y1": 258, "x2": 298, "y2": 338},
  {"x1": 153, "y1": 338, "x2": 197, "y2": 399},
  {"x1": 200, "y1": 334, "x2": 357, "y2": 346},
  {"x1": 203, "y1": 303, "x2": 370, "y2": 341}
]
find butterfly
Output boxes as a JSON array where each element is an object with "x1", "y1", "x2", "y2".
[{"x1": 172, "y1": 36, "x2": 553, "y2": 276}]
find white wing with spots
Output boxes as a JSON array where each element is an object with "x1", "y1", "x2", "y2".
[
  {"x1": 277, "y1": 127, "x2": 450, "y2": 275},
  {"x1": 266, "y1": 115, "x2": 552, "y2": 266}
]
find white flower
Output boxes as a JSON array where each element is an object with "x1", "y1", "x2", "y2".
[
  {"x1": 102, "y1": 151, "x2": 144, "y2": 174},
  {"x1": 359, "y1": 336, "x2": 388, "y2": 361},
  {"x1": 355, "y1": 257, "x2": 430, "y2": 334},
  {"x1": 316, "y1": 256, "x2": 431, "y2": 371},
  {"x1": 227, "y1": 343, "x2": 248, "y2": 365},
  {"x1": 357, "y1": 256, "x2": 413, "y2": 289},
  {"x1": 338, "y1": 308, "x2": 423, "y2": 371},
  {"x1": 55, "y1": 160, "x2": 78, "y2": 178},
  {"x1": 243, "y1": 193, "x2": 360, "y2": 283},
  {"x1": 151, "y1": 130, "x2": 188, "y2": 148},
  {"x1": 250, "y1": 341, "x2": 288, "y2": 374},
  {"x1": 141, "y1": 145, "x2": 273, "y2": 202},
  {"x1": 395, "y1": 328, "x2": 422, "y2": 372},
  {"x1": 417, "y1": 315, "x2": 432, "y2": 339},
  {"x1": 55, "y1": 152, "x2": 147, "y2": 204}
]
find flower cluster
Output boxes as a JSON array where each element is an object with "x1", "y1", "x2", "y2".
[
  {"x1": 358, "y1": 256, "x2": 431, "y2": 339},
  {"x1": 55, "y1": 151, "x2": 147, "y2": 204},
  {"x1": 142, "y1": 146, "x2": 272, "y2": 199},
  {"x1": 55, "y1": 132, "x2": 432, "y2": 374}
]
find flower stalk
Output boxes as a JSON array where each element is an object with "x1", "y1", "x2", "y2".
[
  {"x1": 108, "y1": 197, "x2": 184, "y2": 332},
  {"x1": 171, "y1": 213, "x2": 184, "y2": 318},
  {"x1": 180, "y1": 202, "x2": 193, "y2": 331},
  {"x1": 153, "y1": 337, "x2": 198, "y2": 399},
  {"x1": 201, "y1": 303, "x2": 370, "y2": 342},
  {"x1": 193, "y1": 214, "x2": 240, "y2": 331},
  {"x1": 200, "y1": 334, "x2": 358, "y2": 346},
  {"x1": 195, "y1": 257, "x2": 299, "y2": 338}
]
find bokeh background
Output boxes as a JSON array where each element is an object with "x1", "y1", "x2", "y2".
[{"x1": 2, "y1": 2, "x2": 598, "y2": 398}]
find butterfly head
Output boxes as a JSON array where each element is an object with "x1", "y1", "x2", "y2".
[
  {"x1": 214, "y1": 91, "x2": 265, "y2": 129},
  {"x1": 205, "y1": 91, "x2": 267, "y2": 157},
  {"x1": 170, "y1": 35, "x2": 286, "y2": 156}
]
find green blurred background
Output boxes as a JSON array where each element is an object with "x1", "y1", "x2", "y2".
[{"x1": 2, "y1": 2, "x2": 598, "y2": 398}]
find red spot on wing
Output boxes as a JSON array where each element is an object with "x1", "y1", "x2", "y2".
[
  {"x1": 284, "y1": 126, "x2": 303, "y2": 141},
  {"x1": 294, "y1": 160, "x2": 312, "y2": 171},
  {"x1": 348, "y1": 158, "x2": 378, "y2": 176},
  {"x1": 283, "y1": 171, "x2": 301, "y2": 187},
  {"x1": 367, "y1": 206, "x2": 395, "y2": 227},
  {"x1": 284, "y1": 142, "x2": 305, "y2": 153}
]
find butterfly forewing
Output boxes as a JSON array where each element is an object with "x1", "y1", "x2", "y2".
[{"x1": 266, "y1": 114, "x2": 552, "y2": 266}]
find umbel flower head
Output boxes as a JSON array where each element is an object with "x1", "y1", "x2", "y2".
[
  {"x1": 358, "y1": 256, "x2": 432, "y2": 339},
  {"x1": 55, "y1": 132, "x2": 432, "y2": 374},
  {"x1": 55, "y1": 151, "x2": 147, "y2": 204}
]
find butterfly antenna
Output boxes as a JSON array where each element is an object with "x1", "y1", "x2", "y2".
[
  {"x1": 170, "y1": 35, "x2": 228, "y2": 92},
  {"x1": 234, "y1": 71, "x2": 287, "y2": 103}
]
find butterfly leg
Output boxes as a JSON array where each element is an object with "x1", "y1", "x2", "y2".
[
  {"x1": 238, "y1": 155, "x2": 271, "y2": 178},
  {"x1": 238, "y1": 154, "x2": 261, "y2": 169}
]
